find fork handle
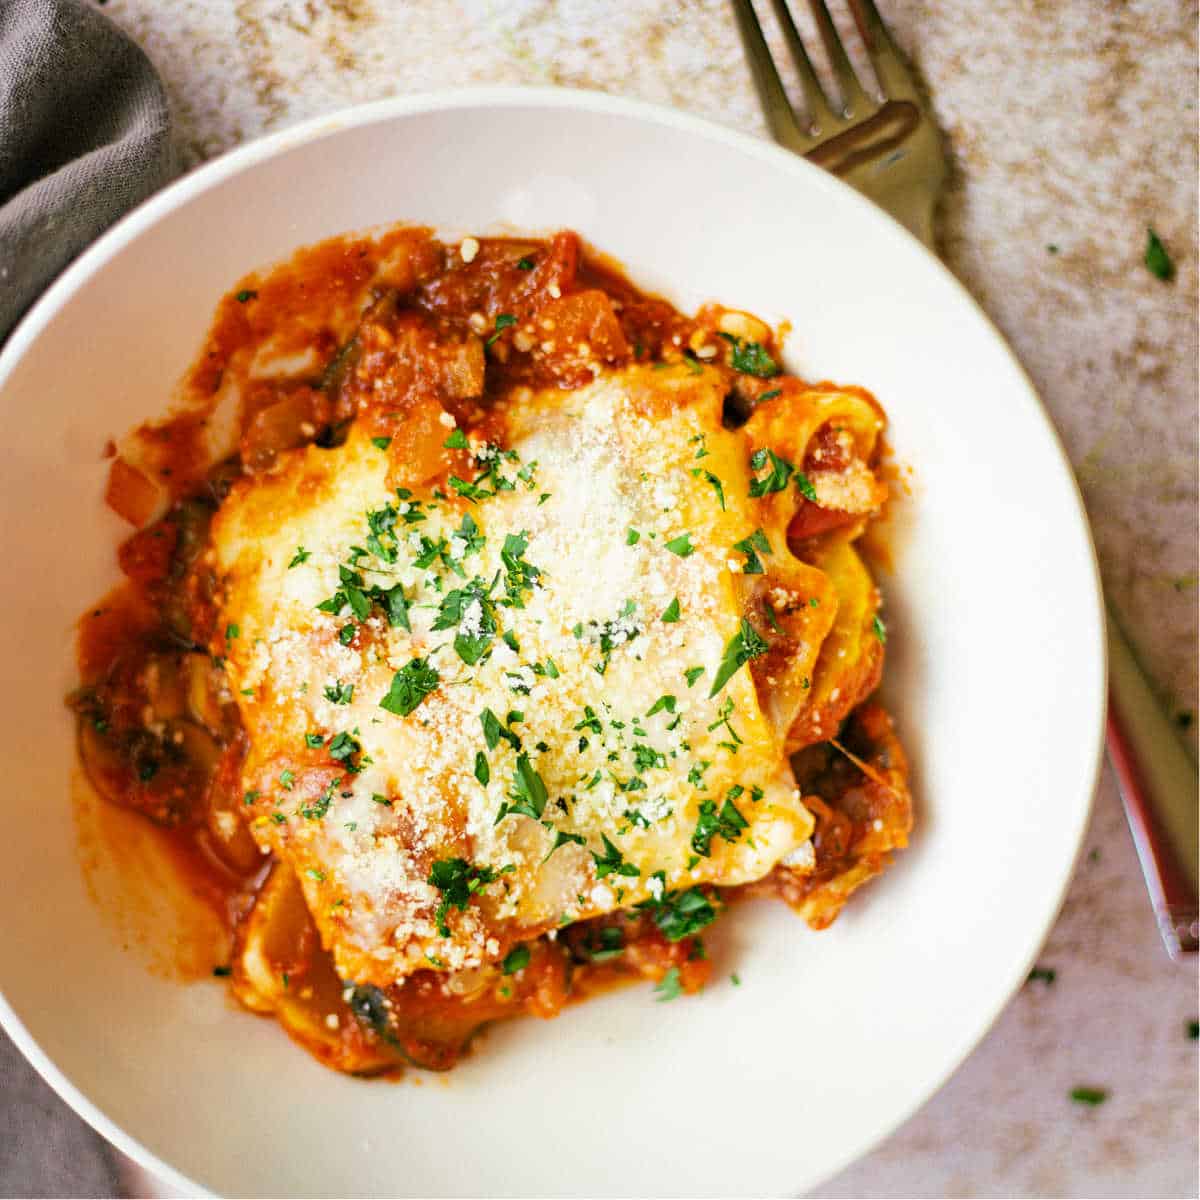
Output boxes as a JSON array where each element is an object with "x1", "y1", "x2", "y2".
[{"x1": 1105, "y1": 608, "x2": 1198, "y2": 957}]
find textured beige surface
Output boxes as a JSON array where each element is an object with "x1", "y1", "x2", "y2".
[{"x1": 94, "y1": 1, "x2": 1198, "y2": 1195}]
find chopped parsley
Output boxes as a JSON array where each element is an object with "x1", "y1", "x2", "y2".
[
  {"x1": 474, "y1": 752, "x2": 490, "y2": 786},
  {"x1": 502, "y1": 944, "x2": 531, "y2": 974},
  {"x1": 748, "y1": 447, "x2": 793, "y2": 497},
  {"x1": 719, "y1": 332, "x2": 779, "y2": 378},
  {"x1": 486, "y1": 312, "x2": 518, "y2": 346},
  {"x1": 443, "y1": 428, "x2": 469, "y2": 449},
  {"x1": 872, "y1": 614, "x2": 887, "y2": 645},
  {"x1": 632, "y1": 744, "x2": 666, "y2": 773},
  {"x1": 758, "y1": 388, "x2": 781, "y2": 402},
  {"x1": 708, "y1": 696, "x2": 744, "y2": 751},
  {"x1": 379, "y1": 658, "x2": 440, "y2": 717},
  {"x1": 427, "y1": 857, "x2": 506, "y2": 937},
  {"x1": 592, "y1": 833, "x2": 639, "y2": 878},
  {"x1": 578, "y1": 601, "x2": 641, "y2": 674},
  {"x1": 700, "y1": 470, "x2": 726, "y2": 510},
  {"x1": 646, "y1": 694, "x2": 677, "y2": 718},
  {"x1": 496, "y1": 753, "x2": 548, "y2": 822},
  {"x1": 300, "y1": 776, "x2": 340, "y2": 820},
  {"x1": 326, "y1": 731, "x2": 362, "y2": 767},
  {"x1": 684, "y1": 666, "x2": 705, "y2": 688},
  {"x1": 235, "y1": 289, "x2": 257, "y2": 303},
  {"x1": 499, "y1": 531, "x2": 542, "y2": 608},
  {"x1": 691, "y1": 794, "x2": 749, "y2": 856},
  {"x1": 324, "y1": 680, "x2": 354, "y2": 705},
  {"x1": 338, "y1": 623, "x2": 356, "y2": 646},
  {"x1": 371, "y1": 436, "x2": 392, "y2": 450},
  {"x1": 224, "y1": 623, "x2": 239, "y2": 640},
  {"x1": 639, "y1": 876, "x2": 718, "y2": 941},
  {"x1": 516, "y1": 256, "x2": 535, "y2": 270},
  {"x1": 288, "y1": 546, "x2": 310, "y2": 568},
  {"x1": 748, "y1": 447, "x2": 817, "y2": 502},
  {"x1": 480, "y1": 706, "x2": 521, "y2": 751},
  {"x1": 1028, "y1": 966, "x2": 1056, "y2": 985},
  {"x1": 544, "y1": 829, "x2": 586, "y2": 860},
  {"x1": 733, "y1": 527, "x2": 771, "y2": 574},
  {"x1": 580, "y1": 925, "x2": 625, "y2": 962},
  {"x1": 655, "y1": 966, "x2": 683, "y2": 1002},
  {"x1": 709, "y1": 618, "x2": 769, "y2": 696},
  {"x1": 574, "y1": 706, "x2": 604, "y2": 736},
  {"x1": 432, "y1": 578, "x2": 497, "y2": 665},
  {"x1": 1144, "y1": 227, "x2": 1174, "y2": 281},
  {"x1": 664, "y1": 532, "x2": 695, "y2": 557},
  {"x1": 279, "y1": 768, "x2": 294, "y2": 790},
  {"x1": 626, "y1": 528, "x2": 641, "y2": 545},
  {"x1": 1069, "y1": 1087, "x2": 1108, "y2": 1106},
  {"x1": 661, "y1": 597, "x2": 681, "y2": 623},
  {"x1": 1188, "y1": 1020, "x2": 1199, "y2": 1040},
  {"x1": 448, "y1": 475, "x2": 492, "y2": 502},
  {"x1": 304, "y1": 733, "x2": 324, "y2": 748}
]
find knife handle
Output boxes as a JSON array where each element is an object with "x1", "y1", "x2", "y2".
[{"x1": 1105, "y1": 610, "x2": 1198, "y2": 958}]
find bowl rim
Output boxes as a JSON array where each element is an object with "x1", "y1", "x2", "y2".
[{"x1": 0, "y1": 84, "x2": 1107, "y2": 1197}]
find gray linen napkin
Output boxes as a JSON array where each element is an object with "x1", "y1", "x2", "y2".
[
  {"x1": 0, "y1": 0, "x2": 177, "y2": 340},
  {"x1": 1, "y1": 1, "x2": 177, "y2": 1194}
]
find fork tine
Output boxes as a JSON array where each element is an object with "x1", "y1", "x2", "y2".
[
  {"x1": 848, "y1": 0, "x2": 918, "y2": 98},
  {"x1": 765, "y1": 0, "x2": 836, "y2": 129},
  {"x1": 805, "y1": 0, "x2": 872, "y2": 113},
  {"x1": 730, "y1": 0, "x2": 813, "y2": 150}
]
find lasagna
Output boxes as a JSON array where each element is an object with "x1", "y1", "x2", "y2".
[{"x1": 72, "y1": 227, "x2": 912, "y2": 1073}]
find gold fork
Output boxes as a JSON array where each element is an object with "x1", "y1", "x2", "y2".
[
  {"x1": 731, "y1": 0, "x2": 1199, "y2": 957},
  {"x1": 730, "y1": 0, "x2": 945, "y2": 245}
]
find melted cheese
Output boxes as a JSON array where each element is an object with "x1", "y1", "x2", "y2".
[{"x1": 212, "y1": 364, "x2": 823, "y2": 985}]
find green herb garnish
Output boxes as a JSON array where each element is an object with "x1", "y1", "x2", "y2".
[
  {"x1": 709, "y1": 618, "x2": 769, "y2": 696},
  {"x1": 1144, "y1": 228, "x2": 1174, "y2": 281},
  {"x1": 486, "y1": 313, "x2": 518, "y2": 346},
  {"x1": 427, "y1": 858, "x2": 504, "y2": 937},
  {"x1": 592, "y1": 833, "x2": 639, "y2": 879},
  {"x1": 502, "y1": 944, "x2": 531, "y2": 974},
  {"x1": 379, "y1": 658, "x2": 440, "y2": 717},
  {"x1": 639, "y1": 875, "x2": 718, "y2": 941},
  {"x1": 719, "y1": 332, "x2": 779, "y2": 378},
  {"x1": 655, "y1": 966, "x2": 683, "y2": 1002},
  {"x1": 748, "y1": 448, "x2": 793, "y2": 497},
  {"x1": 691, "y1": 794, "x2": 748, "y2": 856},
  {"x1": 497, "y1": 753, "x2": 548, "y2": 822},
  {"x1": 732, "y1": 528, "x2": 771, "y2": 574}
]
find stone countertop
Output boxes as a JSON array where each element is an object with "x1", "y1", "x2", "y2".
[{"x1": 94, "y1": 1, "x2": 1199, "y2": 1195}]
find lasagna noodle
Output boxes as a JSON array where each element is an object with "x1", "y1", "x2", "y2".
[{"x1": 212, "y1": 364, "x2": 841, "y2": 986}]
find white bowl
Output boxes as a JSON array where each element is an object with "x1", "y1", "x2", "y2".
[{"x1": 0, "y1": 88, "x2": 1105, "y2": 1198}]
